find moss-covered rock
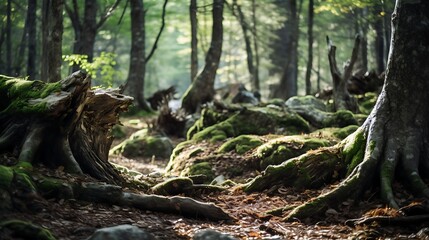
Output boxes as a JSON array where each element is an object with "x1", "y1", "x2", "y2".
[
  {"x1": 187, "y1": 108, "x2": 229, "y2": 139},
  {"x1": 256, "y1": 135, "x2": 331, "y2": 169},
  {"x1": 151, "y1": 177, "x2": 194, "y2": 195},
  {"x1": 322, "y1": 110, "x2": 358, "y2": 128},
  {"x1": 189, "y1": 107, "x2": 310, "y2": 142},
  {"x1": 218, "y1": 135, "x2": 264, "y2": 154},
  {"x1": 187, "y1": 162, "x2": 215, "y2": 181},
  {"x1": 358, "y1": 92, "x2": 378, "y2": 115},
  {"x1": 110, "y1": 129, "x2": 173, "y2": 159},
  {"x1": 310, "y1": 125, "x2": 359, "y2": 142},
  {"x1": 0, "y1": 220, "x2": 56, "y2": 240},
  {"x1": 285, "y1": 95, "x2": 327, "y2": 112}
]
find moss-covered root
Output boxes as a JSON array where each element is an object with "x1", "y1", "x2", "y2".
[
  {"x1": 243, "y1": 147, "x2": 344, "y2": 192},
  {"x1": 0, "y1": 220, "x2": 56, "y2": 240},
  {"x1": 284, "y1": 125, "x2": 383, "y2": 220}
]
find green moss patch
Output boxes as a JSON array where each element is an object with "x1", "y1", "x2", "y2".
[
  {"x1": 110, "y1": 129, "x2": 173, "y2": 159},
  {"x1": 0, "y1": 75, "x2": 62, "y2": 114},
  {"x1": 218, "y1": 135, "x2": 264, "y2": 154},
  {"x1": 256, "y1": 135, "x2": 330, "y2": 169},
  {"x1": 189, "y1": 107, "x2": 310, "y2": 142},
  {"x1": 187, "y1": 162, "x2": 215, "y2": 181}
]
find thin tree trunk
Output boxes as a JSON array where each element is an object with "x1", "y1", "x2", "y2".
[
  {"x1": 27, "y1": 0, "x2": 37, "y2": 80},
  {"x1": 182, "y1": 0, "x2": 223, "y2": 113},
  {"x1": 6, "y1": 0, "x2": 12, "y2": 75},
  {"x1": 41, "y1": 0, "x2": 64, "y2": 83},
  {"x1": 372, "y1": 3, "x2": 385, "y2": 74},
  {"x1": 125, "y1": 0, "x2": 151, "y2": 111},
  {"x1": 304, "y1": 0, "x2": 314, "y2": 95},
  {"x1": 190, "y1": 0, "x2": 198, "y2": 82},
  {"x1": 13, "y1": 13, "x2": 29, "y2": 77},
  {"x1": 251, "y1": 0, "x2": 260, "y2": 91},
  {"x1": 273, "y1": 0, "x2": 300, "y2": 100},
  {"x1": 230, "y1": 0, "x2": 255, "y2": 90}
]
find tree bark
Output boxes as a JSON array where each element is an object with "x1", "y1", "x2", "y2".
[
  {"x1": 27, "y1": 0, "x2": 37, "y2": 80},
  {"x1": 304, "y1": 0, "x2": 314, "y2": 95},
  {"x1": 229, "y1": 0, "x2": 256, "y2": 91},
  {"x1": 271, "y1": 0, "x2": 301, "y2": 100},
  {"x1": 251, "y1": 0, "x2": 260, "y2": 91},
  {"x1": 373, "y1": 3, "x2": 385, "y2": 74},
  {"x1": 41, "y1": 0, "x2": 63, "y2": 83},
  {"x1": 182, "y1": 0, "x2": 223, "y2": 113},
  {"x1": 190, "y1": 0, "x2": 198, "y2": 82},
  {"x1": 124, "y1": 0, "x2": 151, "y2": 111},
  {"x1": 6, "y1": 0, "x2": 12, "y2": 75}
]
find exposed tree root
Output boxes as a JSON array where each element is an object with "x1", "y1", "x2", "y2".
[
  {"x1": 35, "y1": 175, "x2": 232, "y2": 221},
  {"x1": 346, "y1": 214, "x2": 429, "y2": 226}
]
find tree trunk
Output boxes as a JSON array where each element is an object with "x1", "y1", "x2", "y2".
[
  {"x1": 245, "y1": 0, "x2": 429, "y2": 221},
  {"x1": 27, "y1": 0, "x2": 37, "y2": 80},
  {"x1": 230, "y1": 0, "x2": 256, "y2": 91},
  {"x1": 6, "y1": 0, "x2": 12, "y2": 75},
  {"x1": 304, "y1": 0, "x2": 314, "y2": 95},
  {"x1": 271, "y1": 0, "x2": 300, "y2": 100},
  {"x1": 124, "y1": 0, "x2": 151, "y2": 111},
  {"x1": 251, "y1": 0, "x2": 260, "y2": 91},
  {"x1": 326, "y1": 35, "x2": 359, "y2": 112},
  {"x1": 182, "y1": 0, "x2": 223, "y2": 113},
  {"x1": 190, "y1": 0, "x2": 198, "y2": 82},
  {"x1": 41, "y1": 0, "x2": 63, "y2": 83},
  {"x1": 373, "y1": 3, "x2": 385, "y2": 74}
]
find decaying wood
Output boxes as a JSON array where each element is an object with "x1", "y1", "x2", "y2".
[
  {"x1": 326, "y1": 35, "x2": 359, "y2": 112},
  {"x1": 0, "y1": 71, "x2": 132, "y2": 184}
]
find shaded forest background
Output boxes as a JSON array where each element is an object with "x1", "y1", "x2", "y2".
[{"x1": 0, "y1": 0, "x2": 394, "y2": 100}]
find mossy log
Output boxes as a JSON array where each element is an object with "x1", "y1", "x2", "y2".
[{"x1": 0, "y1": 71, "x2": 132, "y2": 184}]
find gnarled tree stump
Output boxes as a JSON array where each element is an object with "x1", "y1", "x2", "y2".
[{"x1": 0, "y1": 71, "x2": 132, "y2": 184}]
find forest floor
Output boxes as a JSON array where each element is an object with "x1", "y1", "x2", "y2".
[{"x1": 2, "y1": 116, "x2": 428, "y2": 240}]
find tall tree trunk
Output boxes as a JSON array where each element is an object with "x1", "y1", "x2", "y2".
[
  {"x1": 373, "y1": 3, "x2": 385, "y2": 74},
  {"x1": 272, "y1": 0, "x2": 300, "y2": 100},
  {"x1": 354, "y1": 9, "x2": 368, "y2": 77},
  {"x1": 190, "y1": 0, "x2": 198, "y2": 82},
  {"x1": 182, "y1": 0, "x2": 223, "y2": 113},
  {"x1": 125, "y1": 0, "x2": 151, "y2": 111},
  {"x1": 27, "y1": 0, "x2": 37, "y2": 80},
  {"x1": 230, "y1": 0, "x2": 255, "y2": 90},
  {"x1": 251, "y1": 0, "x2": 260, "y2": 91},
  {"x1": 13, "y1": 12, "x2": 29, "y2": 77},
  {"x1": 41, "y1": 0, "x2": 63, "y2": 83},
  {"x1": 304, "y1": 0, "x2": 314, "y2": 95},
  {"x1": 6, "y1": 0, "x2": 12, "y2": 75}
]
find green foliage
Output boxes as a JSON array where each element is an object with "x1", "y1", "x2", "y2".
[
  {"x1": 62, "y1": 52, "x2": 117, "y2": 87},
  {"x1": 316, "y1": 0, "x2": 375, "y2": 15}
]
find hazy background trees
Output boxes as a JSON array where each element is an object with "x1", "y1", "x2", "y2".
[{"x1": 0, "y1": 0, "x2": 394, "y2": 103}]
